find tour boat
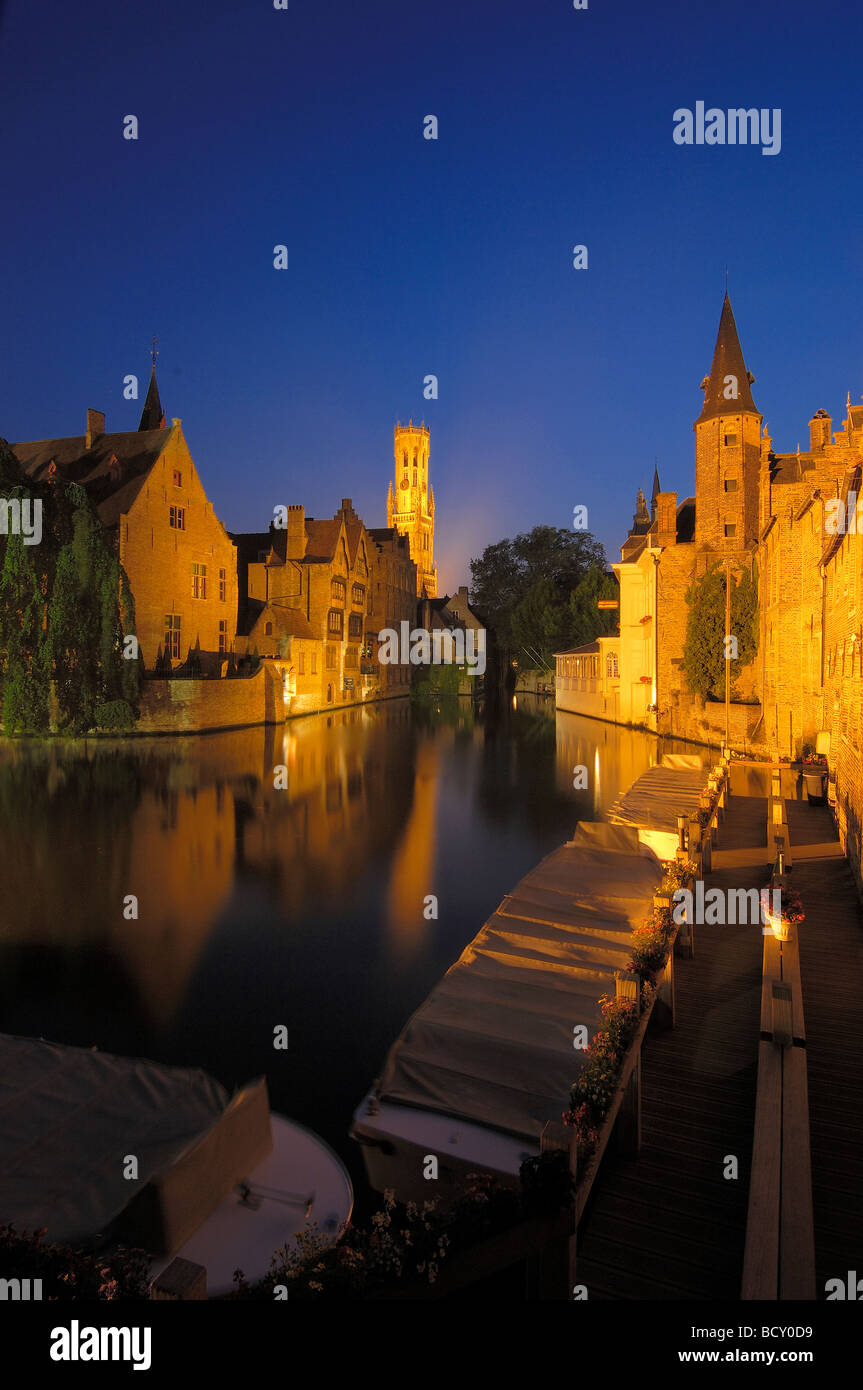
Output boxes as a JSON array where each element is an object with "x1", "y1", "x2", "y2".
[
  {"x1": 351, "y1": 822, "x2": 662, "y2": 1204},
  {"x1": 0, "y1": 1034, "x2": 353, "y2": 1298}
]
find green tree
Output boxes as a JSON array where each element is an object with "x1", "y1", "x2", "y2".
[
  {"x1": 511, "y1": 577, "x2": 572, "y2": 667},
  {"x1": 470, "y1": 525, "x2": 608, "y2": 669},
  {"x1": 682, "y1": 562, "x2": 758, "y2": 700},
  {"x1": 0, "y1": 438, "x2": 141, "y2": 735},
  {"x1": 567, "y1": 565, "x2": 619, "y2": 647}
]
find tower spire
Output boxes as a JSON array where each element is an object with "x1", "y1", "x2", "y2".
[
  {"x1": 695, "y1": 292, "x2": 758, "y2": 424},
  {"x1": 138, "y1": 348, "x2": 166, "y2": 431}
]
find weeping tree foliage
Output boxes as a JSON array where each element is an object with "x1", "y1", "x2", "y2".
[
  {"x1": 682, "y1": 562, "x2": 758, "y2": 701},
  {"x1": 510, "y1": 566, "x2": 619, "y2": 670},
  {"x1": 0, "y1": 440, "x2": 141, "y2": 735}
]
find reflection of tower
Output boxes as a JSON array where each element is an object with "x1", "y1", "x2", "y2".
[
  {"x1": 386, "y1": 420, "x2": 437, "y2": 598},
  {"x1": 386, "y1": 736, "x2": 439, "y2": 951}
]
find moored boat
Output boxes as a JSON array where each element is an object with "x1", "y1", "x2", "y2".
[
  {"x1": 352, "y1": 822, "x2": 661, "y2": 1204},
  {"x1": 0, "y1": 1033, "x2": 352, "y2": 1297}
]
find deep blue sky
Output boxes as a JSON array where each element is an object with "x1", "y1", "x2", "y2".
[{"x1": 2, "y1": 0, "x2": 862, "y2": 591}]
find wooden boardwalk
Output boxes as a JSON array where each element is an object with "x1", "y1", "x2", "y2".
[
  {"x1": 784, "y1": 800, "x2": 863, "y2": 1293},
  {"x1": 577, "y1": 783, "x2": 863, "y2": 1300},
  {"x1": 576, "y1": 793, "x2": 767, "y2": 1299}
]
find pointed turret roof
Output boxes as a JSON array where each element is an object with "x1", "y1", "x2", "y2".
[
  {"x1": 650, "y1": 465, "x2": 660, "y2": 515},
  {"x1": 629, "y1": 487, "x2": 651, "y2": 537},
  {"x1": 696, "y1": 292, "x2": 758, "y2": 424},
  {"x1": 138, "y1": 366, "x2": 166, "y2": 431}
]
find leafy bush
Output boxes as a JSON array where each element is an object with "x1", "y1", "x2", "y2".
[
  {"x1": 0, "y1": 1225, "x2": 150, "y2": 1300},
  {"x1": 94, "y1": 700, "x2": 137, "y2": 732}
]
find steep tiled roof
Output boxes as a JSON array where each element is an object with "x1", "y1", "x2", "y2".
[
  {"x1": 696, "y1": 293, "x2": 758, "y2": 424},
  {"x1": 12, "y1": 428, "x2": 170, "y2": 528},
  {"x1": 138, "y1": 367, "x2": 166, "y2": 431}
]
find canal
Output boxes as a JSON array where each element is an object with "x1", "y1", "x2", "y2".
[{"x1": 0, "y1": 696, "x2": 691, "y2": 1209}]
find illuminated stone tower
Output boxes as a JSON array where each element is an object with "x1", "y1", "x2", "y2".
[
  {"x1": 386, "y1": 419, "x2": 437, "y2": 598},
  {"x1": 694, "y1": 292, "x2": 762, "y2": 552}
]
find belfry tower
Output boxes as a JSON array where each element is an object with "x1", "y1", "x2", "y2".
[
  {"x1": 387, "y1": 419, "x2": 437, "y2": 598},
  {"x1": 694, "y1": 292, "x2": 762, "y2": 552}
]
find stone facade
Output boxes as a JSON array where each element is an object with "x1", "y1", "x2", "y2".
[
  {"x1": 387, "y1": 421, "x2": 437, "y2": 598},
  {"x1": 575, "y1": 291, "x2": 863, "y2": 887},
  {"x1": 233, "y1": 498, "x2": 418, "y2": 717},
  {"x1": 118, "y1": 422, "x2": 238, "y2": 671},
  {"x1": 13, "y1": 381, "x2": 238, "y2": 675}
]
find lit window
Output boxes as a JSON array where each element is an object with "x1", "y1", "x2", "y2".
[
  {"x1": 169, "y1": 506, "x2": 185, "y2": 530},
  {"x1": 352, "y1": 583, "x2": 365, "y2": 605},
  {"x1": 164, "y1": 614, "x2": 182, "y2": 660},
  {"x1": 328, "y1": 609, "x2": 343, "y2": 635},
  {"x1": 331, "y1": 578, "x2": 346, "y2": 603}
]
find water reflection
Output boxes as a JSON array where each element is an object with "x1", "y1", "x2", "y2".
[{"x1": 0, "y1": 697, "x2": 681, "y2": 1185}]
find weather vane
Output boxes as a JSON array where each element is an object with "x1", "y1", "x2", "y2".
[{"x1": 151, "y1": 336, "x2": 159, "y2": 366}]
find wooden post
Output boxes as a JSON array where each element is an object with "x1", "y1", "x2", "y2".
[
  {"x1": 653, "y1": 948, "x2": 676, "y2": 1030},
  {"x1": 616, "y1": 970, "x2": 640, "y2": 1009},
  {"x1": 614, "y1": 1051, "x2": 642, "y2": 1156},
  {"x1": 150, "y1": 1257, "x2": 207, "y2": 1300},
  {"x1": 526, "y1": 1122, "x2": 578, "y2": 1301}
]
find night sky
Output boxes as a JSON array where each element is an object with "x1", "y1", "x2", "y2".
[{"x1": 2, "y1": 0, "x2": 862, "y2": 591}]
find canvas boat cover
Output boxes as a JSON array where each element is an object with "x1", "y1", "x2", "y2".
[
  {"x1": 0, "y1": 1033, "x2": 229, "y2": 1245},
  {"x1": 375, "y1": 824, "x2": 662, "y2": 1142},
  {"x1": 607, "y1": 754, "x2": 708, "y2": 835}
]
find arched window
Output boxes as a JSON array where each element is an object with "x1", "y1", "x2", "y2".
[{"x1": 265, "y1": 621, "x2": 273, "y2": 636}]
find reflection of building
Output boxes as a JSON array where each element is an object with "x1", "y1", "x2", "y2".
[
  {"x1": 387, "y1": 421, "x2": 437, "y2": 598},
  {"x1": 13, "y1": 366, "x2": 238, "y2": 672}
]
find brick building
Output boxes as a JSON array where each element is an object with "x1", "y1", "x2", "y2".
[
  {"x1": 574, "y1": 290, "x2": 863, "y2": 888},
  {"x1": 13, "y1": 367, "x2": 238, "y2": 673},
  {"x1": 233, "y1": 498, "x2": 417, "y2": 715}
]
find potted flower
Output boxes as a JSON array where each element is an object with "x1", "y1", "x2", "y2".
[{"x1": 764, "y1": 887, "x2": 805, "y2": 940}]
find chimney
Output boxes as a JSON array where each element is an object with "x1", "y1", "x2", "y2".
[
  {"x1": 286, "y1": 504, "x2": 306, "y2": 560},
  {"x1": 654, "y1": 491, "x2": 678, "y2": 547},
  {"x1": 85, "y1": 408, "x2": 105, "y2": 448},
  {"x1": 809, "y1": 409, "x2": 831, "y2": 452}
]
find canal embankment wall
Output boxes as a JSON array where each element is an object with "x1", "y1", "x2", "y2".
[{"x1": 134, "y1": 667, "x2": 408, "y2": 734}]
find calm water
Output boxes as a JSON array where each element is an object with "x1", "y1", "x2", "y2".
[{"x1": 0, "y1": 697, "x2": 685, "y2": 1202}]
